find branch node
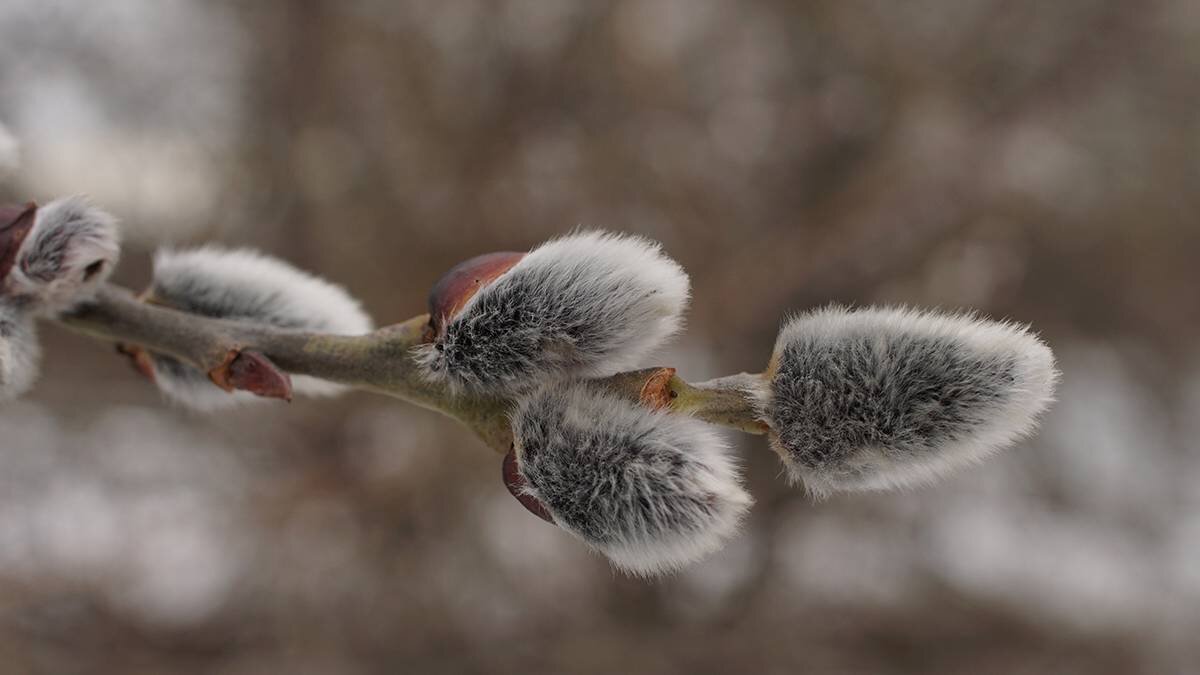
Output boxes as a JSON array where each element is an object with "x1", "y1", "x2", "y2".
[
  {"x1": 208, "y1": 349, "x2": 293, "y2": 402},
  {"x1": 115, "y1": 343, "x2": 156, "y2": 382},
  {"x1": 638, "y1": 367, "x2": 677, "y2": 410}
]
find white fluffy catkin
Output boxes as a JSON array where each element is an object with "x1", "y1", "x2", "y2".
[
  {"x1": 147, "y1": 247, "x2": 373, "y2": 411},
  {"x1": 416, "y1": 231, "x2": 690, "y2": 395},
  {"x1": 511, "y1": 380, "x2": 751, "y2": 576},
  {"x1": 0, "y1": 302, "x2": 39, "y2": 402},
  {"x1": 759, "y1": 306, "x2": 1059, "y2": 497},
  {"x1": 5, "y1": 196, "x2": 120, "y2": 315}
]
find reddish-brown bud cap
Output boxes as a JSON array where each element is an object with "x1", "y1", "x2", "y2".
[
  {"x1": 426, "y1": 251, "x2": 524, "y2": 340},
  {"x1": 503, "y1": 447, "x2": 554, "y2": 523},
  {"x1": 0, "y1": 202, "x2": 36, "y2": 281}
]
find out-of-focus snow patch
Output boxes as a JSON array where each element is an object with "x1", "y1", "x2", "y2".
[
  {"x1": 0, "y1": 121, "x2": 18, "y2": 177},
  {"x1": 475, "y1": 490, "x2": 596, "y2": 610},
  {"x1": 110, "y1": 492, "x2": 244, "y2": 628},
  {"x1": 675, "y1": 528, "x2": 759, "y2": 615},
  {"x1": 31, "y1": 479, "x2": 124, "y2": 581},
  {"x1": 0, "y1": 402, "x2": 249, "y2": 629},
  {"x1": 1045, "y1": 345, "x2": 1175, "y2": 522},
  {"x1": 91, "y1": 407, "x2": 248, "y2": 495},
  {"x1": 18, "y1": 129, "x2": 220, "y2": 243},
  {"x1": 930, "y1": 501, "x2": 1163, "y2": 632},
  {"x1": 1, "y1": 0, "x2": 244, "y2": 240},
  {"x1": 778, "y1": 508, "x2": 921, "y2": 607}
]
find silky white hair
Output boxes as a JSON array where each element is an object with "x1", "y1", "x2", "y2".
[
  {"x1": 511, "y1": 380, "x2": 751, "y2": 576},
  {"x1": 759, "y1": 306, "x2": 1059, "y2": 497},
  {"x1": 147, "y1": 246, "x2": 374, "y2": 411},
  {"x1": 5, "y1": 196, "x2": 120, "y2": 316},
  {"x1": 416, "y1": 231, "x2": 690, "y2": 395},
  {"x1": 0, "y1": 303, "x2": 39, "y2": 402}
]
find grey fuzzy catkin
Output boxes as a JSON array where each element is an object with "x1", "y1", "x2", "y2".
[
  {"x1": 760, "y1": 306, "x2": 1058, "y2": 496},
  {"x1": 0, "y1": 302, "x2": 39, "y2": 402},
  {"x1": 0, "y1": 196, "x2": 119, "y2": 402},
  {"x1": 4, "y1": 196, "x2": 120, "y2": 316},
  {"x1": 416, "y1": 231, "x2": 690, "y2": 396},
  {"x1": 511, "y1": 380, "x2": 751, "y2": 576},
  {"x1": 147, "y1": 247, "x2": 373, "y2": 411}
]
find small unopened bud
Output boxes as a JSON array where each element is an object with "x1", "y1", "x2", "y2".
[
  {"x1": 760, "y1": 306, "x2": 1059, "y2": 496},
  {"x1": 2, "y1": 197, "x2": 120, "y2": 316},
  {"x1": 0, "y1": 302, "x2": 39, "y2": 402},
  {"x1": 510, "y1": 381, "x2": 751, "y2": 576},
  {"x1": 417, "y1": 231, "x2": 690, "y2": 395},
  {"x1": 144, "y1": 247, "x2": 373, "y2": 411}
]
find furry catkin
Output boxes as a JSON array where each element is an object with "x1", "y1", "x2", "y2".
[
  {"x1": 416, "y1": 231, "x2": 690, "y2": 395},
  {"x1": 0, "y1": 302, "x2": 39, "y2": 402},
  {"x1": 511, "y1": 381, "x2": 751, "y2": 576},
  {"x1": 4, "y1": 196, "x2": 120, "y2": 315},
  {"x1": 146, "y1": 247, "x2": 373, "y2": 411},
  {"x1": 760, "y1": 306, "x2": 1058, "y2": 496},
  {"x1": 0, "y1": 195, "x2": 118, "y2": 402}
]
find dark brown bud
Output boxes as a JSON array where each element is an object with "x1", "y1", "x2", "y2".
[
  {"x1": 0, "y1": 202, "x2": 36, "y2": 281},
  {"x1": 502, "y1": 446, "x2": 554, "y2": 523}
]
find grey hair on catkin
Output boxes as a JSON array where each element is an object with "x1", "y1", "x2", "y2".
[
  {"x1": 511, "y1": 380, "x2": 751, "y2": 576},
  {"x1": 5, "y1": 196, "x2": 120, "y2": 315},
  {"x1": 0, "y1": 302, "x2": 39, "y2": 402},
  {"x1": 759, "y1": 306, "x2": 1058, "y2": 497},
  {"x1": 146, "y1": 247, "x2": 373, "y2": 411},
  {"x1": 416, "y1": 231, "x2": 690, "y2": 396}
]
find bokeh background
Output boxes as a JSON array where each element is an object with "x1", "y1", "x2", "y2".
[{"x1": 1, "y1": 1, "x2": 1198, "y2": 673}]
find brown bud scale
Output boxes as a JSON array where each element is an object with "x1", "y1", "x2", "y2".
[{"x1": 426, "y1": 251, "x2": 524, "y2": 340}]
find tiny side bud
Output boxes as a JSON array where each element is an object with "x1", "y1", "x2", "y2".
[{"x1": 208, "y1": 349, "x2": 294, "y2": 402}]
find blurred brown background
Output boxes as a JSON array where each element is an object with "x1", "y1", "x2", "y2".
[{"x1": 1, "y1": 1, "x2": 1198, "y2": 673}]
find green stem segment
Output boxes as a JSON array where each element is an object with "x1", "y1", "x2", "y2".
[{"x1": 59, "y1": 284, "x2": 769, "y2": 453}]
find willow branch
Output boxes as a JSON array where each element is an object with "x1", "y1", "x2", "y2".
[{"x1": 57, "y1": 284, "x2": 767, "y2": 453}]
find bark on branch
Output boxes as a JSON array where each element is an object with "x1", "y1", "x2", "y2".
[{"x1": 58, "y1": 284, "x2": 767, "y2": 453}]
